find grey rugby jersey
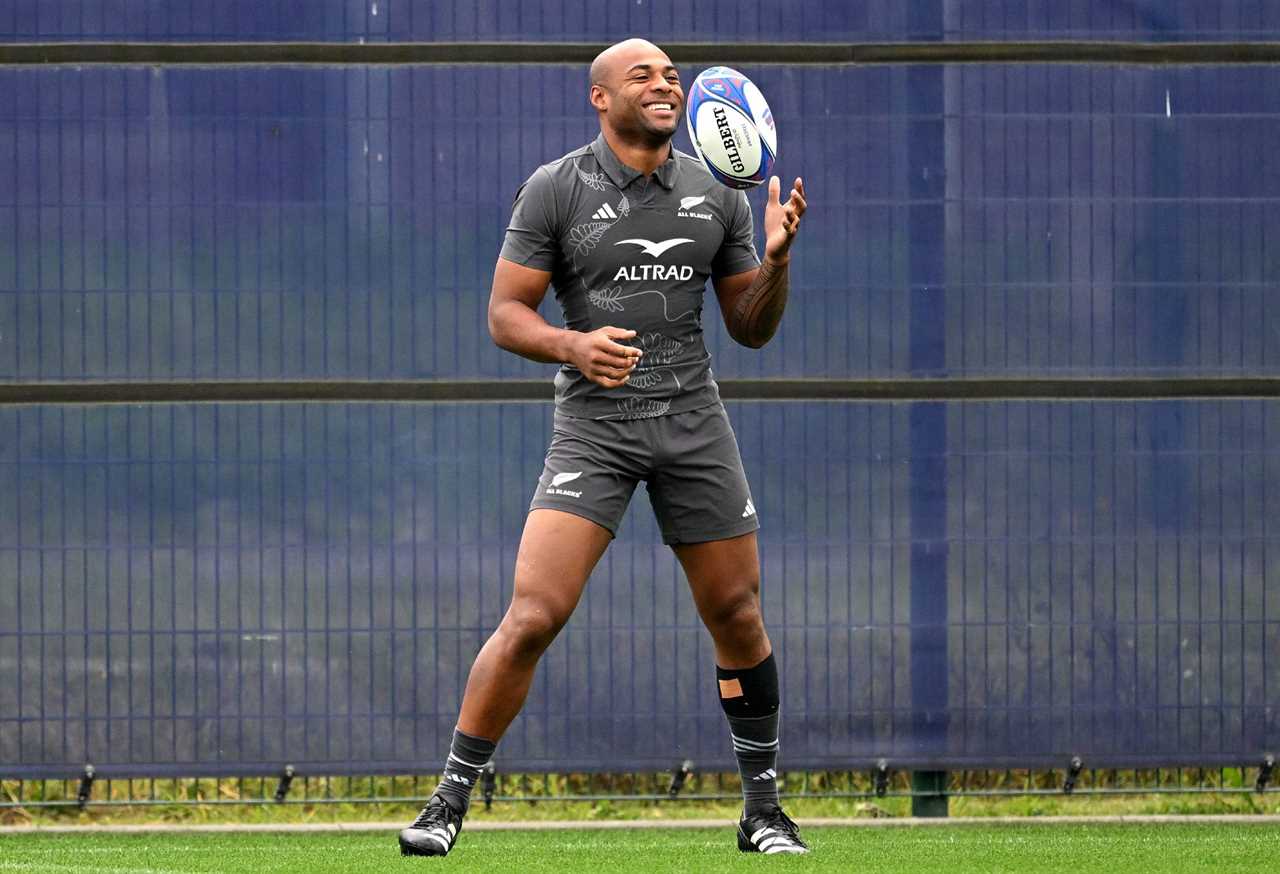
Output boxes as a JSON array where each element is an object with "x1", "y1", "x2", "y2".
[{"x1": 499, "y1": 133, "x2": 760, "y2": 420}]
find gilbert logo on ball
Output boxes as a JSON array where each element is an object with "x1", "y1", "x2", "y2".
[{"x1": 686, "y1": 66, "x2": 777, "y2": 189}]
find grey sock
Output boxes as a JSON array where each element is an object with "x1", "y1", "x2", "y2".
[
  {"x1": 432, "y1": 727, "x2": 496, "y2": 815},
  {"x1": 726, "y1": 711, "x2": 780, "y2": 815},
  {"x1": 717, "y1": 653, "x2": 782, "y2": 816}
]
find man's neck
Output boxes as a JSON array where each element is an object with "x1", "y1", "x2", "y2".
[{"x1": 600, "y1": 126, "x2": 671, "y2": 177}]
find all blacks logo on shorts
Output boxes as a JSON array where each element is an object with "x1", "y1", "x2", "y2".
[{"x1": 546, "y1": 471, "x2": 583, "y2": 498}]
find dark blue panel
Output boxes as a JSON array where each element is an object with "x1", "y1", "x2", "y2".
[
  {"x1": 1, "y1": 399, "x2": 1277, "y2": 776},
  {"x1": 6, "y1": 64, "x2": 1280, "y2": 382},
  {"x1": 937, "y1": 63, "x2": 1280, "y2": 377},
  {"x1": 944, "y1": 400, "x2": 1280, "y2": 762},
  {"x1": 947, "y1": 0, "x2": 1280, "y2": 40},
  {"x1": 0, "y1": 0, "x2": 905, "y2": 42},
  {"x1": 6, "y1": 1, "x2": 1280, "y2": 41},
  {"x1": 905, "y1": 66, "x2": 951, "y2": 760}
]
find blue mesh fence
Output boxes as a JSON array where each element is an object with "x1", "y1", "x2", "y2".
[
  {"x1": 0, "y1": 401, "x2": 1276, "y2": 777},
  {"x1": 1, "y1": 1, "x2": 1279, "y2": 781},
  {"x1": 6, "y1": 64, "x2": 1280, "y2": 382}
]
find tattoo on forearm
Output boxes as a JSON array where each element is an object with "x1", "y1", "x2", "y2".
[{"x1": 731, "y1": 259, "x2": 790, "y2": 348}]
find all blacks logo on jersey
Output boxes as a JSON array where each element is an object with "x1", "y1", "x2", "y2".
[{"x1": 677, "y1": 194, "x2": 714, "y2": 221}]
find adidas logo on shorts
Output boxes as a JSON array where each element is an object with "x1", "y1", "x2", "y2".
[{"x1": 742, "y1": 499, "x2": 756, "y2": 518}]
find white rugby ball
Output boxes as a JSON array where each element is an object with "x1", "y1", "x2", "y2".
[{"x1": 685, "y1": 66, "x2": 777, "y2": 189}]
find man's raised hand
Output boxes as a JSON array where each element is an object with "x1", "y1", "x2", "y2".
[{"x1": 763, "y1": 176, "x2": 807, "y2": 264}]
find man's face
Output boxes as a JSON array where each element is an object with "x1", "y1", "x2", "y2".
[{"x1": 595, "y1": 50, "x2": 684, "y2": 146}]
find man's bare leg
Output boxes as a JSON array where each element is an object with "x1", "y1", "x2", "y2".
[
  {"x1": 400, "y1": 509, "x2": 611, "y2": 856},
  {"x1": 674, "y1": 531, "x2": 807, "y2": 853},
  {"x1": 674, "y1": 531, "x2": 771, "y2": 668},
  {"x1": 457, "y1": 508, "x2": 613, "y2": 738}
]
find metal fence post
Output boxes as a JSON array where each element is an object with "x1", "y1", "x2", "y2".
[{"x1": 911, "y1": 771, "x2": 948, "y2": 817}]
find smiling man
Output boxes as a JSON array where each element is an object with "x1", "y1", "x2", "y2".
[{"x1": 399, "y1": 38, "x2": 808, "y2": 857}]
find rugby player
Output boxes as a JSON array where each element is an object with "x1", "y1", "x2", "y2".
[{"x1": 400, "y1": 37, "x2": 808, "y2": 857}]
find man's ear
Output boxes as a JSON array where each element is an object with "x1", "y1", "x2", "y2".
[{"x1": 589, "y1": 84, "x2": 609, "y2": 113}]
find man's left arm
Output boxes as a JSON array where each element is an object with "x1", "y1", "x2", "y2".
[{"x1": 713, "y1": 176, "x2": 807, "y2": 349}]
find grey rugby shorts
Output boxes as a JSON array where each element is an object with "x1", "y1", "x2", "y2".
[{"x1": 529, "y1": 403, "x2": 760, "y2": 545}]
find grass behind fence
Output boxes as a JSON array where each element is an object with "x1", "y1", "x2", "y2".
[{"x1": 3, "y1": 769, "x2": 1278, "y2": 825}]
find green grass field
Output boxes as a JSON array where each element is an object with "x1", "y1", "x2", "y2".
[{"x1": 1, "y1": 823, "x2": 1276, "y2": 873}]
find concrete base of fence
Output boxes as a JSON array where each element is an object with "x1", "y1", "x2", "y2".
[{"x1": 4, "y1": 815, "x2": 1279, "y2": 834}]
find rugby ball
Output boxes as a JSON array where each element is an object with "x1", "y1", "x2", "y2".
[{"x1": 686, "y1": 66, "x2": 777, "y2": 189}]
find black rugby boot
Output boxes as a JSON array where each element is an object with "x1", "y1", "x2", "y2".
[
  {"x1": 399, "y1": 795, "x2": 464, "y2": 857},
  {"x1": 736, "y1": 803, "x2": 809, "y2": 855}
]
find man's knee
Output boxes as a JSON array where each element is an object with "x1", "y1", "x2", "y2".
[
  {"x1": 498, "y1": 600, "x2": 569, "y2": 661},
  {"x1": 703, "y1": 588, "x2": 766, "y2": 645}
]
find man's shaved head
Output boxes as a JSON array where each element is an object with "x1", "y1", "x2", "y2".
[
  {"x1": 588, "y1": 37, "x2": 683, "y2": 152},
  {"x1": 589, "y1": 38, "x2": 669, "y2": 88}
]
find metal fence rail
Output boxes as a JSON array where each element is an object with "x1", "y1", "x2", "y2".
[{"x1": 3, "y1": 766, "x2": 1276, "y2": 810}]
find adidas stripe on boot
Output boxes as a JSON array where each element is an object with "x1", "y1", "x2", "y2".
[{"x1": 736, "y1": 803, "x2": 809, "y2": 855}]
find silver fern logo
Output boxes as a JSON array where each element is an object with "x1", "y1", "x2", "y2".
[
  {"x1": 678, "y1": 194, "x2": 713, "y2": 220},
  {"x1": 546, "y1": 470, "x2": 584, "y2": 498}
]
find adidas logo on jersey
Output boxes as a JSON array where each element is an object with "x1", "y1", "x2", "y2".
[
  {"x1": 592, "y1": 203, "x2": 618, "y2": 220},
  {"x1": 742, "y1": 499, "x2": 756, "y2": 518}
]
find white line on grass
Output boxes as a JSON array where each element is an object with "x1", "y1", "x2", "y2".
[{"x1": 5, "y1": 814, "x2": 1279, "y2": 834}]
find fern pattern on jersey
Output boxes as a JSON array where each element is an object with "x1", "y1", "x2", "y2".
[
  {"x1": 576, "y1": 166, "x2": 612, "y2": 192},
  {"x1": 588, "y1": 287, "x2": 695, "y2": 321},
  {"x1": 569, "y1": 221, "x2": 613, "y2": 257},
  {"x1": 639, "y1": 332, "x2": 682, "y2": 366},
  {"x1": 616, "y1": 397, "x2": 672, "y2": 419},
  {"x1": 588, "y1": 285, "x2": 626, "y2": 312},
  {"x1": 626, "y1": 368, "x2": 681, "y2": 392}
]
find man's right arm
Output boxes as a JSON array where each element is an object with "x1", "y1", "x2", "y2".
[{"x1": 487, "y1": 257, "x2": 641, "y2": 388}]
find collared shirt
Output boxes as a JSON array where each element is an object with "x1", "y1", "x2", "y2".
[{"x1": 500, "y1": 133, "x2": 760, "y2": 420}]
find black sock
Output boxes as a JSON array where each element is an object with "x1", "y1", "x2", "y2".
[
  {"x1": 716, "y1": 652, "x2": 781, "y2": 816},
  {"x1": 432, "y1": 727, "x2": 496, "y2": 816}
]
